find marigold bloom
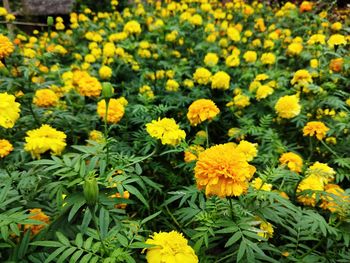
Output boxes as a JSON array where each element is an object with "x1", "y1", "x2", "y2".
[
  {"x1": 299, "y1": 1, "x2": 312, "y2": 12},
  {"x1": 227, "y1": 27, "x2": 240, "y2": 42},
  {"x1": 291, "y1": 69, "x2": 312, "y2": 86},
  {"x1": 307, "y1": 162, "x2": 335, "y2": 184},
  {"x1": 24, "y1": 124, "x2": 67, "y2": 158},
  {"x1": 146, "y1": 118, "x2": 186, "y2": 146},
  {"x1": 123, "y1": 20, "x2": 142, "y2": 35},
  {"x1": 193, "y1": 67, "x2": 212, "y2": 85},
  {"x1": 226, "y1": 54, "x2": 240, "y2": 67},
  {"x1": 236, "y1": 140, "x2": 258, "y2": 161},
  {"x1": 252, "y1": 178, "x2": 272, "y2": 191},
  {"x1": 258, "y1": 220, "x2": 274, "y2": 239},
  {"x1": 287, "y1": 42, "x2": 303, "y2": 56},
  {"x1": 77, "y1": 76, "x2": 102, "y2": 97},
  {"x1": 0, "y1": 139, "x2": 13, "y2": 158},
  {"x1": 211, "y1": 71, "x2": 230, "y2": 90},
  {"x1": 88, "y1": 130, "x2": 104, "y2": 143},
  {"x1": 243, "y1": 51, "x2": 257, "y2": 63},
  {"x1": 329, "y1": 58, "x2": 343, "y2": 72},
  {"x1": 233, "y1": 94, "x2": 250, "y2": 108},
  {"x1": 145, "y1": 231, "x2": 198, "y2": 263},
  {"x1": 97, "y1": 98, "x2": 125, "y2": 124},
  {"x1": 0, "y1": 34, "x2": 14, "y2": 58},
  {"x1": 279, "y1": 152, "x2": 303, "y2": 173},
  {"x1": 99, "y1": 65, "x2": 113, "y2": 79},
  {"x1": 0, "y1": 92, "x2": 21, "y2": 129},
  {"x1": 165, "y1": 79, "x2": 179, "y2": 92},
  {"x1": 256, "y1": 85, "x2": 273, "y2": 100},
  {"x1": 187, "y1": 99, "x2": 220, "y2": 126},
  {"x1": 327, "y1": 34, "x2": 346, "y2": 48},
  {"x1": 204, "y1": 52, "x2": 219, "y2": 67},
  {"x1": 184, "y1": 145, "x2": 205, "y2": 163},
  {"x1": 110, "y1": 191, "x2": 130, "y2": 209},
  {"x1": 33, "y1": 89, "x2": 59, "y2": 107},
  {"x1": 195, "y1": 143, "x2": 256, "y2": 198},
  {"x1": 297, "y1": 174, "x2": 324, "y2": 206},
  {"x1": 320, "y1": 184, "x2": 349, "y2": 213},
  {"x1": 275, "y1": 95, "x2": 301, "y2": 119},
  {"x1": 303, "y1": 121, "x2": 329, "y2": 140},
  {"x1": 307, "y1": 34, "x2": 326, "y2": 45},
  {"x1": 189, "y1": 14, "x2": 203, "y2": 26},
  {"x1": 23, "y1": 208, "x2": 50, "y2": 235},
  {"x1": 261, "y1": 53, "x2": 276, "y2": 65}
]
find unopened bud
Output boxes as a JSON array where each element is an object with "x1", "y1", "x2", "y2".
[
  {"x1": 102, "y1": 82, "x2": 113, "y2": 98},
  {"x1": 83, "y1": 177, "x2": 99, "y2": 206},
  {"x1": 47, "y1": 16, "x2": 54, "y2": 26}
]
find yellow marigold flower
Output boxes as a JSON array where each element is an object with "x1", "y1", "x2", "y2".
[
  {"x1": 187, "y1": 99, "x2": 220, "y2": 126},
  {"x1": 258, "y1": 221, "x2": 274, "y2": 239},
  {"x1": 0, "y1": 34, "x2": 14, "y2": 59},
  {"x1": 195, "y1": 143, "x2": 256, "y2": 198},
  {"x1": 103, "y1": 42, "x2": 116, "y2": 58},
  {"x1": 297, "y1": 174, "x2": 324, "y2": 206},
  {"x1": 307, "y1": 34, "x2": 326, "y2": 45},
  {"x1": 320, "y1": 184, "x2": 349, "y2": 213},
  {"x1": 233, "y1": 94, "x2": 250, "y2": 108},
  {"x1": 261, "y1": 53, "x2": 276, "y2": 65},
  {"x1": 243, "y1": 51, "x2": 257, "y2": 63},
  {"x1": 33, "y1": 89, "x2": 59, "y2": 107},
  {"x1": 88, "y1": 130, "x2": 104, "y2": 143},
  {"x1": 0, "y1": 92, "x2": 21, "y2": 129},
  {"x1": 204, "y1": 52, "x2": 219, "y2": 67},
  {"x1": 184, "y1": 145, "x2": 205, "y2": 163},
  {"x1": 310, "y1": 59, "x2": 318, "y2": 68},
  {"x1": 0, "y1": 139, "x2": 13, "y2": 158},
  {"x1": 145, "y1": 231, "x2": 198, "y2": 263},
  {"x1": 303, "y1": 121, "x2": 329, "y2": 140},
  {"x1": 291, "y1": 69, "x2": 312, "y2": 86},
  {"x1": 24, "y1": 124, "x2": 67, "y2": 159},
  {"x1": 228, "y1": 127, "x2": 244, "y2": 139},
  {"x1": 211, "y1": 71, "x2": 230, "y2": 90},
  {"x1": 193, "y1": 67, "x2": 212, "y2": 85},
  {"x1": 146, "y1": 118, "x2": 186, "y2": 146},
  {"x1": 327, "y1": 34, "x2": 346, "y2": 48},
  {"x1": 236, "y1": 140, "x2": 258, "y2": 161},
  {"x1": 307, "y1": 162, "x2": 335, "y2": 184},
  {"x1": 189, "y1": 14, "x2": 203, "y2": 26},
  {"x1": 287, "y1": 42, "x2": 303, "y2": 56},
  {"x1": 256, "y1": 85, "x2": 274, "y2": 100},
  {"x1": 97, "y1": 98, "x2": 125, "y2": 124},
  {"x1": 183, "y1": 79, "x2": 194, "y2": 88},
  {"x1": 227, "y1": 27, "x2": 240, "y2": 42},
  {"x1": 252, "y1": 177, "x2": 272, "y2": 191},
  {"x1": 123, "y1": 20, "x2": 142, "y2": 35},
  {"x1": 331, "y1": 22, "x2": 342, "y2": 31},
  {"x1": 165, "y1": 79, "x2": 179, "y2": 92},
  {"x1": 99, "y1": 65, "x2": 112, "y2": 79},
  {"x1": 23, "y1": 208, "x2": 50, "y2": 235},
  {"x1": 225, "y1": 54, "x2": 240, "y2": 67},
  {"x1": 274, "y1": 95, "x2": 301, "y2": 119},
  {"x1": 0, "y1": 7, "x2": 8, "y2": 16},
  {"x1": 279, "y1": 152, "x2": 303, "y2": 173},
  {"x1": 77, "y1": 76, "x2": 102, "y2": 97}
]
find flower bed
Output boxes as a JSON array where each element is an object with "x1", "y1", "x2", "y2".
[{"x1": 0, "y1": 0, "x2": 349, "y2": 262}]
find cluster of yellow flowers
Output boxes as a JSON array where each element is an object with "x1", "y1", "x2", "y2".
[
  {"x1": 0, "y1": 93, "x2": 21, "y2": 129},
  {"x1": 146, "y1": 118, "x2": 186, "y2": 146}
]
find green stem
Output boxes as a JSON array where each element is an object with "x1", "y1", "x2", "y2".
[
  {"x1": 299, "y1": 238, "x2": 324, "y2": 259},
  {"x1": 320, "y1": 140, "x2": 340, "y2": 158},
  {"x1": 104, "y1": 99, "x2": 110, "y2": 166},
  {"x1": 306, "y1": 137, "x2": 313, "y2": 164},
  {"x1": 205, "y1": 123, "x2": 209, "y2": 148},
  {"x1": 29, "y1": 102, "x2": 41, "y2": 126},
  {"x1": 228, "y1": 198, "x2": 235, "y2": 221},
  {"x1": 125, "y1": 148, "x2": 157, "y2": 167}
]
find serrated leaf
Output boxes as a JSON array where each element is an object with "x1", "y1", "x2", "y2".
[
  {"x1": 56, "y1": 232, "x2": 70, "y2": 246},
  {"x1": 225, "y1": 231, "x2": 242, "y2": 247}
]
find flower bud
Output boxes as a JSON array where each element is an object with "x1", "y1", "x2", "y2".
[
  {"x1": 102, "y1": 82, "x2": 113, "y2": 98},
  {"x1": 47, "y1": 16, "x2": 54, "y2": 26},
  {"x1": 83, "y1": 177, "x2": 99, "y2": 206}
]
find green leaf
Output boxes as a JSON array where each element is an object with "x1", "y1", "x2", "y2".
[
  {"x1": 128, "y1": 242, "x2": 155, "y2": 249},
  {"x1": 99, "y1": 207, "x2": 109, "y2": 239},
  {"x1": 18, "y1": 229, "x2": 31, "y2": 259},
  {"x1": 57, "y1": 247, "x2": 77, "y2": 263},
  {"x1": 69, "y1": 250, "x2": 84, "y2": 263},
  {"x1": 44, "y1": 246, "x2": 66, "y2": 263},
  {"x1": 80, "y1": 253, "x2": 93, "y2": 263},
  {"x1": 56, "y1": 232, "x2": 70, "y2": 246},
  {"x1": 83, "y1": 237, "x2": 94, "y2": 250},
  {"x1": 225, "y1": 231, "x2": 242, "y2": 247},
  {"x1": 68, "y1": 199, "x2": 86, "y2": 222},
  {"x1": 237, "y1": 239, "x2": 246, "y2": 262},
  {"x1": 140, "y1": 211, "x2": 162, "y2": 225},
  {"x1": 124, "y1": 184, "x2": 149, "y2": 208},
  {"x1": 75, "y1": 233, "x2": 83, "y2": 248},
  {"x1": 81, "y1": 208, "x2": 92, "y2": 234},
  {"x1": 30, "y1": 241, "x2": 62, "y2": 247},
  {"x1": 135, "y1": 163, "x2": 142, "y2": 175}
]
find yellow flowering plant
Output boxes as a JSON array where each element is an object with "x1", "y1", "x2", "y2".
[{"x1": 0, "y1": 0, "x2": 350, "y2": 262}]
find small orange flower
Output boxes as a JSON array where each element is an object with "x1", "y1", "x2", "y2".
[{"x1": 303, "y1": 121, "x2": 329, "y2": 140}]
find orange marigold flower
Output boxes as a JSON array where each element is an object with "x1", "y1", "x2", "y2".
[
  {"x1": 299, "y1": 1, "x2": 313, "y2": 12},
  {"x1": 23, "y1": 208, "x2": 50, "y2": 235},
  {"x1": 279, "y1": 152, "x2": 303, "y2": 173},
  {"x1": 0, "y1": 139, "x2": 13, "y2": 158},
  {"x1": 187, "y1": 99, "x2": 220, "y2": 126},
  {"x1": 0, "y1": 34, "x2": 15, "y2": 58},
  {"x1": 97, "y1": 98, "x2": 125, "y2": 124},
  {"x1": 33, "y1": 89, "x2": 59, "y2": 107},
  {"x1": 303, "y1": 121, "x2": 329, "y2": 140},
  {"x1": 297, "y1": 174, "x2": 324, "y2": 206},
  {"x1": 184, "y1": 145, "x2": 205, "y2": 163},
  {"x1": 194, "y1": 143, "x2": 256, "y2": 198},
  {"x1": 329, "y1": 58, "x2": 343, "y2": 72},
  {"x1": 320, "y1": 184, "x2": 349, "y2": 213}
]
